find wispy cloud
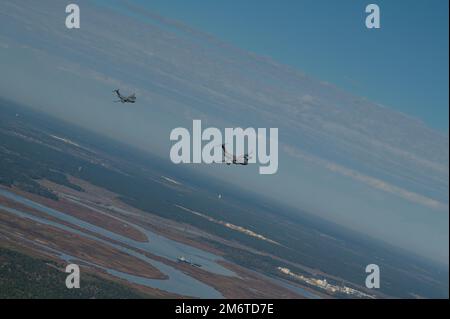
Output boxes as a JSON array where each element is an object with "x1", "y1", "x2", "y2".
[{"x1": 283, "y1": 145, "x2": 448, "y2": 211}]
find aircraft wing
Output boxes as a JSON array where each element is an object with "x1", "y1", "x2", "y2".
[{"x1": 222, "y1": 145, "x2": 234, "y2": 160}]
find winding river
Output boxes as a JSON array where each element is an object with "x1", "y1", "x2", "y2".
[
  {"x1": 0, "y1": 188, "x2": 321, "y2": 299},
  {"x1": 0, "y1": 188, "x2": 228, "y2": 298}
]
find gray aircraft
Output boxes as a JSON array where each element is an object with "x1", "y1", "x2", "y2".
[
  {"x1": 113, "y1": 89, "x2": 136, "y2": 103},
  {"x1": 221, "y1": 144, "x2": 251, "y2": 166}
]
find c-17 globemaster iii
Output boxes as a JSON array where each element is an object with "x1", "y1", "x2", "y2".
[{"x1": 113, "y1": 89, "x2": 136, "y2": 104}]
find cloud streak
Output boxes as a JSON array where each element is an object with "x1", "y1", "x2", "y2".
[{"x1": 283, "y1": 145, "x2": 448, "y2": 211}]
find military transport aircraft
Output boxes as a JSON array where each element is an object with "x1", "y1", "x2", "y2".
[
  {"x1": 113, "y1": 89, "x2": 136, "y2": 103},
  {"x1": 221, "y1": 144, "x2": 251, "y2": 165}
]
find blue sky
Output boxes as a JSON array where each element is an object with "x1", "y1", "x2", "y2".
[{"x1": 126, "y1": 0, "x2": 449, "y2": 132}]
